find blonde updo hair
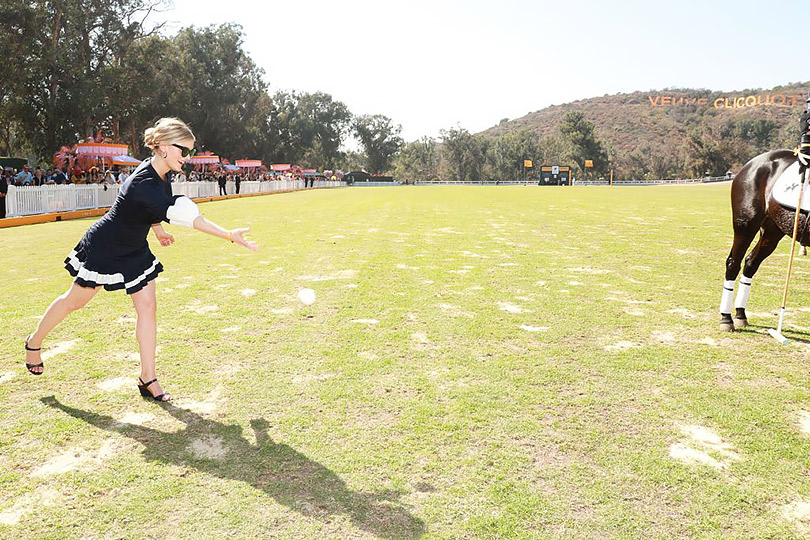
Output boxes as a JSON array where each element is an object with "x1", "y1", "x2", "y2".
[{"x1": 143, "y1": 117, "x2": 195, "y2": 154}]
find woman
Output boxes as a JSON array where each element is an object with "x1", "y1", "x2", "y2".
[{"x1": 24, "y1": 117, "x2": 257, "y2": 402}]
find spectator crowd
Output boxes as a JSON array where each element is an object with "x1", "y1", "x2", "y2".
[{"x1": 1, "y1": 165, "x2": 293, "y2": 187}]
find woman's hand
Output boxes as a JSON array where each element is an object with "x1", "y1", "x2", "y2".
[
  {"x1": 152, "y1": 224, "x2": 175, "y2": 247},
  {"x1": 229, "y1": 228, "x2": 258, "y2": 251}
]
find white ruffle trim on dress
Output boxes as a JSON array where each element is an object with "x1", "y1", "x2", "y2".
[{"x1": 65, "y1": 249, "x2": 161, "y2": 290}]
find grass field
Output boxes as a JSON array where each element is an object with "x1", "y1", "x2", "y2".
[{"x1": 2, "y1": 184, "x2": 810, "y2": 539}]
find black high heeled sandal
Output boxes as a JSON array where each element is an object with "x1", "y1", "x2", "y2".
[
  {"x1": 24, "y1": 335, "x2": 44, "y2": 375},
  {"x1": 137, "y1": 377, "x2": 172, "y2": 402}
]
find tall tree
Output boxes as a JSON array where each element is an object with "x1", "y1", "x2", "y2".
[
  {"x1": 170, "y1": 24, "x2": 269, "y2": 159},
  {"x1": 439, "y1": 127, "x2": 486, "y2": 181},
  {"x1": 353, "y1": 114, "x2": 403, "y2": 174},
  {"x1": 486, "y1": 129, "x2": 539, "y2": 181},
  {"x1": 558, "y1": 111, "x2": 609, "y2": 177},
  {"x1": 270, "y1": 91, "x2": 351, "y2": 168},
  {"x1": 394, "y1": 136, "x2": 439, "y2": 182},
  {"x1": 0, "y1": 0, "x2": 168, "y2": 159}
]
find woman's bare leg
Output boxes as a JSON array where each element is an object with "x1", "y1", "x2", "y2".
[
  {"x1": 130, "y1": 280, "x2": 170, "y2": 400},
  {"x1": 26, "y1": 282, "x2": 100, "y2": 373}
]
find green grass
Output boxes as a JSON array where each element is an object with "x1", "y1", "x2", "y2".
[{"x1": 2, "y1": 184, "x2": 810, "y2": 538}]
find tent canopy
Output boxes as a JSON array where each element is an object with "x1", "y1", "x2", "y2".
[
  {"x1": 235, "y1": 159, "x2": 262, "y2": 168},
  {"x1": 188, "y1": 155, "x2": 220, "y2": 164},
  {"x1": 0, "y1": 156, "x2": 28, "y2": 169},
  {"x1": 75, "y1": 143, "x2": 128, "y2": 156}
]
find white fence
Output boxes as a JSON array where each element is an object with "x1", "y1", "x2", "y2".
[
  {"x1": 414, "y1": 176, "x2": 733, "y2": 186},
  {"x1": 4, "y1": 180, "x2": 342, "y2": 217}
]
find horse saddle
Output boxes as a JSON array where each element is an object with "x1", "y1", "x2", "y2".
[{"x1": 772, "y1": 160, "x2": 810, "y2": 212}]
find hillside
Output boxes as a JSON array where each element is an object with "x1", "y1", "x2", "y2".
[{"x1": 481, "y1": 82, "x2": 810, "y2": 177}]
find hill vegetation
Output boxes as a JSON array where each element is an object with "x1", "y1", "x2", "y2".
[{"x1": 480, "y1": 84, "x2": 810, "y2": 179}]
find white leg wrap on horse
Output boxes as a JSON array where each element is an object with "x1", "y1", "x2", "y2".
[
  {"x1": 734, "y1": 276, "x2": 752, "y2": 310},
  {"x1": 720, "y1": 280, "x2": 735, "y2": 314}
]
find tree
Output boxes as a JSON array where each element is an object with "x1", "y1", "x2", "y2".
[
  {"x1": 270, "y1": 91, "x2": 351, "y2": 168},
  {"x1": 0, "y1": 0, "x2": 169, "y2": 160},
  {"x1": 558, "y1": 111, "x2": 609, "y2": 177},
  {"x1": 352, "y1": 114, "x2": 403, "y2": 174},
  {"x1": 170, "y1": 24, "x2": 270, "y2": 160},
  {"x1": 439, "y1": 127, "x2": 486, "y2": 181},
  {"x1": 486, "y1": 129, "x2": 539, "y2": 182},
  {"x1": 394, "y1": 136, "x2": 438, "y2": 182}
]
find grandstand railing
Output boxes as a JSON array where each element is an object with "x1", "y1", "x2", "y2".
[{"x1": 4, "y1": 180, "x2": 343, "y2": 217}]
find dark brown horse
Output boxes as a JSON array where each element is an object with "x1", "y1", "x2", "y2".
[{"x1": 720, "y1": 149, "x2": 805, "y2": 331}]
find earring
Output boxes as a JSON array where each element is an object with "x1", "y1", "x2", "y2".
[{"x1": 162, "y1": 152, "x2": 167, "y2": 159}]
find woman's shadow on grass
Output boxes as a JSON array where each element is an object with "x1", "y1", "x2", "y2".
[{"x1": 40, "y1": 396, "x2": 424, "y2": 539}]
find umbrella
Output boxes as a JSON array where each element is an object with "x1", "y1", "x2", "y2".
[{"x1": 112, "y1": 156, "x2": 142, "y2": 167}]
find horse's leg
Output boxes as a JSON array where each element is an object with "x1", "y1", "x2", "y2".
[
  {"x1": 733, "y1": 220, "x2": 785, "y2": 327},
  {"x1": 721, "y1": 222, "x2": 761, "y2": 331}
]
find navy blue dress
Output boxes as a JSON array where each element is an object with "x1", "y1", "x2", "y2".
[{"x1": 65, "y1": 161, "x2": 181, "y2": 294}]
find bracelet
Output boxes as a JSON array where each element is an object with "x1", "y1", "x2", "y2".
[{"x1": 227, "y1": 231, "x2": 233, "y2": 243}]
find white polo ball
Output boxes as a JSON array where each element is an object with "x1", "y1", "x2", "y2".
[{"x1": 298, "y1": 288, "x2": 316, "y2": 306}]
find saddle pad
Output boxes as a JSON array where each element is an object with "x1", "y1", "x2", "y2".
[{"x1": 772, "y1": 160, "x2": 810, "y2": 211}]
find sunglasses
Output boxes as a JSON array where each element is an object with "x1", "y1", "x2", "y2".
[{"x1": 171, "y1": 143, "x2": 196, "y2": 158}]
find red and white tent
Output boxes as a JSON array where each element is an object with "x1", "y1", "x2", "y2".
[
  {"x1": 188, "y1": 155, "x2": 220, "y2": 165},
  {"x1": 235, "y1": 159, "x2": 262, "y2": 168},
  {"x1": 75, "y1": 143, "x2": 129, "y2": 156}
]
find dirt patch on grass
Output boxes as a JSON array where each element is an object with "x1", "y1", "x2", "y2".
[
  {"x1": 117, "y1": 411, "x2": 156, "y2": 426},
  {"x1": 798, "y1": 411, "x2": 810, "y2": 435},
  {"x1": 30, "y1": 439, "x2": 119, "y2": 478},
  {"x1": 604, "y1": 341, "x2": 637, "y2": 352},
  {"x1": 669, "y1": 424, "x2": 740, "y2": 470},
  {"x1": 652, "y1": 331, "x2": 676, "y2": 344},
  {"x1": 412, "y1": 332, "x2": 431, "y2": 345},
  {"x1": 292, "y1": 372, "x2": 339, "y2": 384},
  {"x1": 0, "y1": 487, "x2": 61, "y2": 525},
  {"x1": 187, "y1": 435, "x2": 227, "y2": 460},
  {"x1": 176, "y1": 387, "x2": 227, "y2": 415},
  {"x1": 220, "y1": 326, "x2": 241, "y2": 333},
  {"x1": 782, "y1": 499, "x2": 810, "y2": 533},
  {"x1": 497, "y1": 301, "x2": 525, "y2": 314},
  {"x1": 519, "y1": 325, "x2": 548, "y2": 332},
  {"x1": 42, "y1": 339, "x2": 79, "y2": 361},
  {"x1": 96, "y1": 377, "x2": 134, "y2": 392}
]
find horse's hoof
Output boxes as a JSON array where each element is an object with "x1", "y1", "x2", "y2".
[
  {"x1": 719, "y1": 322, "x2": 735, "y2": 332},
  {"x1": 733, "y1": 317, "x2": 748, "y2": 328}
]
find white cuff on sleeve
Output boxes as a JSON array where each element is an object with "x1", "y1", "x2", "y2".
[{"x1": 166, "y1": 196, "x2": 200, "y2": 228}]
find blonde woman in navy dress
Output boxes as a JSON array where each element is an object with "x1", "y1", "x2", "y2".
[{"x1": 24, "y1": 118, "x2": 258, "y2": 401}]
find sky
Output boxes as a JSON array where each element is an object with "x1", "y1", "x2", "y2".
[{"x1": 154, "y1": 0, "x2": 805, "y2": 142}]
